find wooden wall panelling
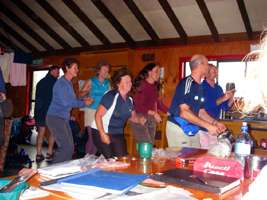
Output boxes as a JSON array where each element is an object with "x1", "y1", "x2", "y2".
[{"x1": 79, "y1": 50, "x2": 130, "y2": 80}]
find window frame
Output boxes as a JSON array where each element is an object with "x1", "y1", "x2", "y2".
[{"x1": 179, "y1": 54, "x2": 245, "y2": 80}]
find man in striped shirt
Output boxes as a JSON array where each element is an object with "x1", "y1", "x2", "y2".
[{"x1": 166, "y1": 55, "x2": 226, "y2": 148}]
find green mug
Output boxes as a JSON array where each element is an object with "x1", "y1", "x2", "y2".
[{"x1": 138, "y1": 142, "x2": 153, "y2": 159}]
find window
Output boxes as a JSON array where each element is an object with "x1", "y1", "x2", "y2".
[{"x1": 29, "y1": 69, "x2": 63, "y2": 116}]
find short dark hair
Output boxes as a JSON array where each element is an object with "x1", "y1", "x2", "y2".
[
  {"x1": 111, "y1": 67, "x2": 131, "y2": 90},
  {"x1": 62, "y1": 58, "x2": 79, "y2": 73},
  {"x1": 95, "y1": 60, "x2": 110, "y2": 74},
  {"x1": 49, "y1": 65, "x2": 60, "y2": 72}
]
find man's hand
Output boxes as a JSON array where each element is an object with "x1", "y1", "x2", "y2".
[
  {"x1": 207, "y1": 121, "x2": 226, "y2": 135},
  {"x1": 224, "y1": 90, "x2": 235, "y2": 101},
  {"x1": 215, "y1": 121, "x2": 227, "y2": 132},
  {"x1": 206, "y1": 124, "x2": 221, "y2": 135}
]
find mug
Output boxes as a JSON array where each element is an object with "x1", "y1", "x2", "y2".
[{"x1": 138, "y1": 142, "x2": 153, "y2": 160}]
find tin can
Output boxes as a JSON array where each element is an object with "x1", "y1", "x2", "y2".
[
  {"x1": 244, "y1": 155, "x2": 262, "y2": 180},
  {"x1": 260, "y1": 139, "x2": 267, "y2": 149}
]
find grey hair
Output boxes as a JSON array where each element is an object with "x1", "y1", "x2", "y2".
[{"x1": 189, "y1": 55, "x2": 205, "y2": 70}]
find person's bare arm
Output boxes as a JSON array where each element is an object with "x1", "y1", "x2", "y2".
[
  {"x1": 79, "y1": 79, "x2": 91, "y2": 97},
  {"x1": 129, "y1": 111, "x2": 146, "y2": 125},
  {"x1": 95, "y1": 105, "x2": 110, "y2": 144},
  {"x1": 216, "y1": 90, "x2": 235, "y2": 106},
  {"x1": 199, "y1": 108, "x2": 226, "y2": 133},
  {"x1": 179, "y1": 104, "x2": 220, "y2": 135}
]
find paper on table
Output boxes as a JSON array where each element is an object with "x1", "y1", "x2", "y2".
[
  {"x1": 20, "y1": 187, "x2": 50, "y2": 200},
  {"x1": 41, "y1": 183, "x2": 109, "y2": 200},
  {"x1": 38, "y1": 159, "x2": 82, "y2": 178},
  {"x1": 111, "y1": 186, "x2": 196, "y2": 200}
]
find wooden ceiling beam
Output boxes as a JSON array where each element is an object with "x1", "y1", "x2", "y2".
[
  {"x1": 0, "y1": 20, "x2": 39, "y2": 52},
  {"x1": 36, "y1": 0, "x2": 90, "y2": 47},
  {"x1": 92, "y1": 0, "x2": 135, "y2": 46},
  {"x1": 196, "y1": 0, "x2": 219, "y2": 42},
  {"x1": 123, "y1": 0, "x2": 159, "y2": 41},
  {"x1": 0, "y1": 2, "x2": 54, "y2": 51},
  {"x1": 0, "y1": 33, "x2": 25, "y2": 52},
  {"x1": 158, "y1": 0, "x2": 187, "y2": 43},
  {"x1": 62, "y1": 0, "x2": 110, "y2": 45},
  {"x1": 35, "y1": 31, "x2": 260, "y2": 58},
  {"x1": 236, "y1": 0, "x2": 253, "y2": 39},
  {"x1": 12, "y1": 0, "x2": 71, "y2": 49}
]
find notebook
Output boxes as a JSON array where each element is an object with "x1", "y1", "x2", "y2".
[
  {"x1": 176, "y1": 147, "x2": 207, "y2": 160},
  {"x1": 58, "y1": 169, "x2": 148, "y2": 194},
  {"x1": 151, "y1": 168, "x2": 240, "y2": 194},
  {"x1": 176, "y1": 147, "x2": 207, "y2": 166}
]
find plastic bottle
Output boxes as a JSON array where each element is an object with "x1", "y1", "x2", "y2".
[{"x1": 234, "y1": 122, "x2": 253, "y2": 166}]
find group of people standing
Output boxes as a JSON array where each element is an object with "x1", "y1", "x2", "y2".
[{"x1": 34, "y1": 54, "x2": 235, "y2": 164}]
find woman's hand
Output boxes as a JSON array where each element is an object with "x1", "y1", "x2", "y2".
[
  {"x1": 148, "y1": 110, "x2": 162, "y2": 123},
  {"x1": 138, "y1": 116, "x2": 147, "y2": 125},
  {"x1": 100, "y1": 133, "x2": 110, "y2": 144},
  {"x1": 84, "y1": 97, "x2": 94, "y2": 105},
  {"x1": 153, "y1": 112, "x2": 162, "y2": 123}
]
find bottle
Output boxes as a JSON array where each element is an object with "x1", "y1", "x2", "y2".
[{"x1": 234, "y1": 122, "x2": 253, "y2": 166}]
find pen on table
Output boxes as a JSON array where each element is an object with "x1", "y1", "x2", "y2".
[{"x1": 195, "y1": 176, "x2": 208, "y2": 185}]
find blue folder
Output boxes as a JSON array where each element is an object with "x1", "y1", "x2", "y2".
[{"x1": 58, "y1": 168, "x2": 148, "y2": 194}]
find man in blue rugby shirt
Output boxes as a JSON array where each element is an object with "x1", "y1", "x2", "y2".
[
  {"x1": 202, "y1": 64, "x2": 235, "y2": 119},
  {"x1": 0, "y1": 67, "x2": 5, "y2": 146},
  {"x1": 166, "y1": 55, "x2": 226, "y2": 148}
]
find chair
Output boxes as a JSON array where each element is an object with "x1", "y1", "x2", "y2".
[
  {"x1": 124, "y1": 122, "x2": 135, "y2": 156},
  {"x1": 154, "y1": 113, "x2": 168, "y2": 149}
]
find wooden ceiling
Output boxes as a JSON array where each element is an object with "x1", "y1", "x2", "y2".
[{"x1": 0, "y1": 0, "x2": 266, "y2": 57}]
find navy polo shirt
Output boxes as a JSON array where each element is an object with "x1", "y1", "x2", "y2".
[
  {"x1": 168, "y1": 76, "x2": 205, "y2": 125},
  {"x1": 201, "y1": 79, "x2": 229, "y2": 119},
  {"x1": 92, "y1": 90, "x2": 133, "y2": 134}
]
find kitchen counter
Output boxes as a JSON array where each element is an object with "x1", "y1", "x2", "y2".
[{"x1": 221, "y1": 119, "x2": 267, "y2": 146}]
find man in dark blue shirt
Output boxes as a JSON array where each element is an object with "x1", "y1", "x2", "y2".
[
  {"x1": 34, "y1": 65, "x2": 60, "y2": 162},
  {"x1": 0, "y1": 67, "x2": 5, "y2": 146},
  {"x1": 202, "y1": 64, "x2": 235, "y2": 119},
  {"x1": 167, "y1": 55, "x2": 226, "y2": 148}
]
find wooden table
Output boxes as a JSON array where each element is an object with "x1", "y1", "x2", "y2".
[{"x1": 26, "y1": 157, "x2": 251, "y2": 200}]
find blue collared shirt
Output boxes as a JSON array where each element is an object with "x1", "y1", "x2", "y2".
[
  {"x1": 0, "y1": 68, "x2": 6, "y2": 93},
  {"x1": 47, "y1": 76, "x2": 85, "y2": 120},
  {"x1": 201, "y1": 79, "x2": 229, "y2": 119},
  {"x1": 168, "y1": 76, "x2": 205, "y2": 125}
]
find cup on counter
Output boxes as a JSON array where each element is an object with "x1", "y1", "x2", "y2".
[
  {"x1": 139, "y1": 158, "x2": 152, "y2": 174},
  {"x1": 244, "y1": 155, "x2": 262, "y2": 180},
  {"x1": 138, "y1": 142, "x2": 153, "y2": 160}
]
